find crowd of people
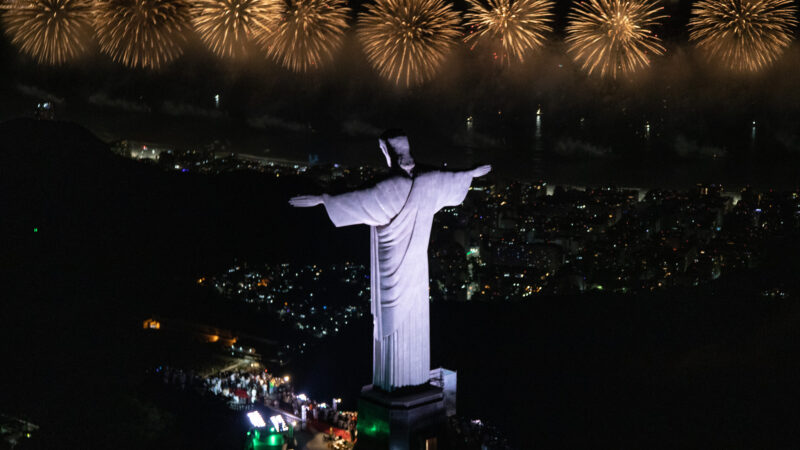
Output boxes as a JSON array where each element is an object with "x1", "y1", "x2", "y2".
[
  {"x1": 153, "y1": 365, "x2": 357, "y2": 442},
  {"x1": 271, "y1": 383, "x2": 357, "y2": 442},
  {"x1": 205, "y1": 369, "x2": 289, "y2": 408}
]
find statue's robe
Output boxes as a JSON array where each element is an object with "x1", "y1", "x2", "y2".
[{"x1": 322, "y1": 170, "x2": 474, "y2": 390}]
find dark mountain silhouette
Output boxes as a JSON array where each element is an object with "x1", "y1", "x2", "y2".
[{"x1": 0, "y1": 118, "x2": 366, "y2": 287}]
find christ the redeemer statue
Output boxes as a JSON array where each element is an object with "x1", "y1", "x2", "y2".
[{"x1": 290, "y1": 130, "x2": 490, "y2": 391}]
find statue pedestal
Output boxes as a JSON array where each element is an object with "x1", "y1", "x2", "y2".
[{"x1": 355, "y1": 384, "x2": 448, "y2": 450}]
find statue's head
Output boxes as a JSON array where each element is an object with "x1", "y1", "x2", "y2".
[{"x1": 379, "y1": 129, "x2": 415, "y2": 176}]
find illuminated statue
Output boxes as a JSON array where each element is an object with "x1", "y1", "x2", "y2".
[{"x1": 290, "y1": 130, "x2": 490, "y2": 391}]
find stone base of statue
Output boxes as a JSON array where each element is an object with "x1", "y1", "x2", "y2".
[{"x1": 355, "y1": 384, "x2": 449, "y2": 450}]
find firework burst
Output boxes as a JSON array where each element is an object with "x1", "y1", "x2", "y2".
[
  {"x1": 565, "y1": 0, "x2": 666, "y2": 78},
  {"x1": 259, "y1": 0, "x2": 350, "y2": 72},
  {"x1": 192, "y1": 0, "x2": 282, "y2": 58},
  {"x1": 358, "y1": 0, "x2": 461, "y2": 87},
  {"x1": 689, "y1": 0, "x2": 797, "y2": 72},
  {"x1": 2, "y1": 0, "x2": 93, "y2": 64},
  {"x1": 94, "y1": 0, "x2": 192, "y2": 69},
  {"x1": 464, "y1": 0, "x2": 554, "y2": 64}
]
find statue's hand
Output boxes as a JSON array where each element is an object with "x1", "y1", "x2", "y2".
[
  {"x1": 289, "y1": 195, "x2": 323, "y2": 207},
  {"x1": 471, "y1": 164, "x2": 492, "y2": 178}
]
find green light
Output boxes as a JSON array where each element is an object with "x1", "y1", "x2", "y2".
[
  {"x1": 250, "y1": 432, "x2": 284, "y2": 449},
  {"x1": 357, "y1": 413, "x2": 390, "y2": 438},
  {"x1": 33, "y1": 228, "x2": 38, "y2": 233}
]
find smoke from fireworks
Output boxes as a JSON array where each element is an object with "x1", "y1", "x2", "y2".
[
  {"x1": 94, "y1": 0, "x2": 192, "y2": 69},
  {"x1": 357, "y1": 0, "x2": 461, "y2": 87},
  {"x1": 192, "y1": 0, "x2": 282, "y2": 58},
  {"x1": 565, "y1": 0, "x2": 666, "y2": 78},
  {"x1": 464, "y1": 0, "x2": 554, "y2": 64},
  {"x1": 689, "y1": 0, "x2": 797, "y2": 72},
  {"x1": 2, "y1": 0, "x2": 93, "y2": 64},
  {"x1": 259, "y1": 0, "x2": 350, "y2": 72}
]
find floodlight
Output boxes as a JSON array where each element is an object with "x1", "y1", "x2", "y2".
[
  {"x1": 269, "y1": 414, "x2": 288, "y2": 432},
  {"x1": 247, "y1": 411, "x2": 267, "y2": 428}
]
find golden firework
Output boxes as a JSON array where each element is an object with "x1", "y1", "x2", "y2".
[
  {"x1": 689, "y1": 0, "x2": 797, "y2": 72},
  {"x1": 464, "y1": 0, "x2": 554, "y2": 64},
  {"x1": 565, "y1": 0, "x2": 666, "y2": 78},
  {"x1": 357, "y1": 0, "x2": 461, "y2": 87},
  {"x1": 94, "y1": 0, "x2": 192, "y2": 69},
  {"x1": 1, "y1": 0, "x2": 93, "y2": 64},
  {"x1": 259, "y1": 0, "x2": 350, "y2": 72},
  {"x1": 192, "y1": 0, "x2": 282, "y2": 58}
]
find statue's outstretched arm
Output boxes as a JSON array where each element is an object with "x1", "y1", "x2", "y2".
[
  {"x1": 289, "y1": 195, "x2": 323, "y2": 208},
  {"x1": 469, "y1": 164, "x2": 492, "y2": 178}
]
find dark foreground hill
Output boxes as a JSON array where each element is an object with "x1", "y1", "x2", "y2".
[{"x1": 3, "y1": 119, "x2": 800, "y2": 448}]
